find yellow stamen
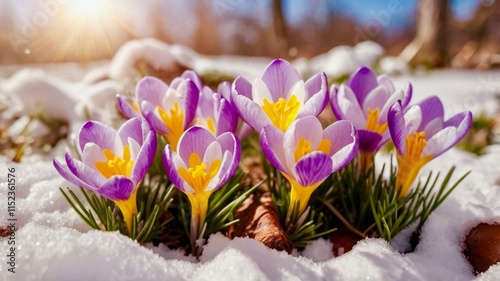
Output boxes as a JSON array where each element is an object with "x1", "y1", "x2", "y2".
[
  {"x1": 294, "y1": 138, "x2": 331, "y2": 162},
  {"x1": 178, "y1": 153, "x2": 222, "y2": 194},
  {"x1": 366, "y1": 108, "x2": 388, "y2": 134},
  {"x1": 158, "y1": 102, "x2": 185, "y2": 151},
  {"x1": 261, "y1": 95, "x2": 300, "y2": 132},
  {"x1": 114, "y1": 186, "x2": 139, "y2": 233},
  {"x1": 195, "y1": 117, "x2": 216, "y2": 136},
  {"x1": 95, "y1": 145, "x2": 134, "y2": 179},
  {"x1": 396, "y1": 132, "x2": 434, "y2": 198}
]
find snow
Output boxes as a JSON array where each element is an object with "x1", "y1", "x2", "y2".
[
  {"x1": 2, "y1": 141, "x2": 500, "y2": 280},
  {"x1": 2, "y1": 40, "x2": 500, "y2": 280},
  {"x1": 108, "y1": 38, "x2": 272, "y2": 82}
]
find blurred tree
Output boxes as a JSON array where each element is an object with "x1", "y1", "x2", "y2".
[
  {"x1": 193, "y1": 0, "x2": 222, "y2": 55},
  {"x1": 399, "y1": 0, "x2": 450, "y2": 67},
  {"x1": 451, "y1": 0, "x2": 500, "y2": 69},
  {"x1": 271, "y1": 0, "x2": 290, "y2": 58}
]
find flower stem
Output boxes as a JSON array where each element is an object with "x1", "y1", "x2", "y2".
[
  {"x1": 186, "y1": 192, "x2": 211, "y2": 257},
  {"x1": 114, "y1": 188, "x2": 139, "y2": 233}
]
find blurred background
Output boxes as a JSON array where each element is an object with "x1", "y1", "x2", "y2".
[{"x1": 0, "y1": 0, "x2": 498, "y2": 68}]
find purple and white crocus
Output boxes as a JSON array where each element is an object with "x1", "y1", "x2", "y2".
[
  {"x1": 232, "y1": 59, "x2": 328, "y2": 133},
  {"x1": 388, "y1": 96, "x2": 472, "y2": 198},
  {"x1": 182, "y1": 70, "x2": 238, "y2": 136},
  {"x1": 261, "y1": 116, "x2": 358, "y2": 219},
  {"x1": 53, "y1": 117, "x2": 157, "y2": 231},
  {"x1": 162, "y1": 126, "x2": 240, "y2": 247},
  {"x1": 194, "y1": 86, "x2": 238, "y2": 136},
  {"x1": 331, "y1": 66, "x2": 412, "y2": 170},
  {"x1": 118, "y1": 75, "x2": 199, "y2": 151}
]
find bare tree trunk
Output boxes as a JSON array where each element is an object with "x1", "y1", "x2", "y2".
[
  {"x1": 451, "y1": 0, "x2": 500, "y2": 68},
  {"x1": 193, "y1": 0, "x2": 221, "y2": 55},
  {"x1": 272, "y1": 0, "x2": 290, "y2": 59},
  {"x1": 399, "y1": 0, "x2": 449, "y2": 67}
]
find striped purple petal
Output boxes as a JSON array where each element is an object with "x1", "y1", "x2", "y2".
[
  {"x1": 215, "y1": 132, "x2": 241, "y2": 187},
  {"x1": 292, "y1": 152, "x2": 333, "y2": 187},
  {"x1": 162, "y1": 144, "x2": 187, "y2": 192},
  {"x1": 322, "y1": 120, "x2": 358, "y2": 172},
  {"x1": 78, "y1": 121, "x2": 117, "y2": 152},
  {"x1": 116, "y1": 94, "x2": 141, "y2": 119},
  {"x1": 260, "y1": 125, "x2": 287, "y2": 173},
  {"x1": 177, "y1": 126, "x2": 216, "y2": 163},
  {"x1": 136, "y1": 76, "x2": 167, "y2": 107},
  {"x1": 217, "y1": 96, "x2": 238, "y2": 135},
  {"x1": 305, "y1": 72, "x2": 328, "y2": 100},
  {"x1": 65, "y1": 153, "x2": 106, "y2": 188},
  {"x1": 346, "y1": 66, "x2": 378, "y2": 106},
  {"x1": 180, "y1": 70, "x2": 203, "y2": 91},
  {"x1": 330, "y1": 85, "x2": 366, "y2": 129},
  {"x1": 179, "y1": 79, "x2": 200, "y2": 128},
  {"x1": 388, "y1": 101, "x2": 407, "y2": 155},
  {"x1": 232, "y1": 76, "x2": 253, "y2": 100},
  {"x1": 140, "y1": 101, "x2": 170, "y2": 134},
  {"x1": 231, "y1": 93, "x2": 270, "y2": 133},
  {"x1": 402, "y1": 83, "x2": 412, "y2": 107},
  {"x1": 356, "y1": 130, "x2": 382, "y2": 154},
  {"x1": 97, "y1": 176, "x2": 135, "y2": 201},
  {"x1": 197, "y1": 87, "x2": 216, "y2": 120},
  {"x1": 53, "y1": 158, "x2": 98, "y2": 191},
  {"x1": 261, "y1": 59, "x2": 301, "y2": 101},
  {"x1": 297, "y1": 72, "x2": 328, "y2": 118},
  {"x1": 217, "y1": 81, "x2": 232, "y2": 102},
  {"x1": 128, "y1": 119, "x2": 157, "y2": 183},
  {"x1": 417, "y1": 96, "x2": 444, "y2": 132},
  {"x1": 424, "y1": 111, "x2": 472, "y2": 157}
]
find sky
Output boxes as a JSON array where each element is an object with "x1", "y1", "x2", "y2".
[{"x1": 283, "y1": 0, "x2": 481, "y2": 29}]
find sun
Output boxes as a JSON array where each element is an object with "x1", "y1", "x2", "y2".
[
  {"x1": 70, "y1": 0, "x2": 105, "y2": 14},
  {"x1": 29, "y1": 0, "x2": 138, "y2": 62},
  {"x1": 69, "y1": 0, "x2": 107, "y2": 17}
]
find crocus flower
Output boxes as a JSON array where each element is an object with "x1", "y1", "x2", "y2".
[
  {"x1": 162, "y1": 126, "x2": 240, "y2": 247},
  {"x1": 388, "y1": 96, "x2": 472, "y2": 198},
  {"x1": 261, "y1": 116, "x2": 358, "y2": 218},
  {"x1": 194, "y1": 86, "x2": 238, "y2": 136},
  {"x1": 130, "y1": 75, "x2": 199, "y2": 151},
  {"x1": 232, "y1": 59, "x2": 328, "y2": 133},
  {"x1": 217, "y1": 81, "x2": 253, "y2": 139},
  {"x1": 116, "y1": 94, "x2": 141, "y2": 119},
  {"x1": 53, "y1": 117, "x2": 157, "y2": 231},
  {"x1": 330, "y1": 66, "x2": 412, "y2": 170}
]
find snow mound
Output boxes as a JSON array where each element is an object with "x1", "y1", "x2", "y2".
[{"x1": 108, "y1": 38, "x2": 272, "y2": 81}]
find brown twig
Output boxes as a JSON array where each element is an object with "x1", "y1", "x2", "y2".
[{"x1": 320, "y1": 199, "x2": 366, "y2": 239}]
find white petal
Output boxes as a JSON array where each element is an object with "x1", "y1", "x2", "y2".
[
  {"x1": 379, "y1": 90, "x2": 403, "y2": 123},
  {"x1": 287, "y1": 80, "x2": 306, "y2": 104},
  {"x1": 127, "y1": 137, "x2": 141, "y2": 160},
  {"x1": 203, "y1": 141, "x2": 223, "y2": 165},
  {"x1": 82, "y1": 143, "x2": 105, "y2": 167},
  {"x1": 252, "y1": 77, "x2": 273, "y2": 106},
  {"x1": 362, "y1": 85, "x2": 389, "y2": 113},
  {"x1": 336, "y1": 85, "x2": 366, "y2": 129},
  {"x1": 403, "y1": 106, "x2": 422, "y2": 134},
  {"x1": 423, "y1": 117, "x2": 444, "y2": 138},
  {"x1": 424, "y1": 126, "x2": 457, "y2": 156}
]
